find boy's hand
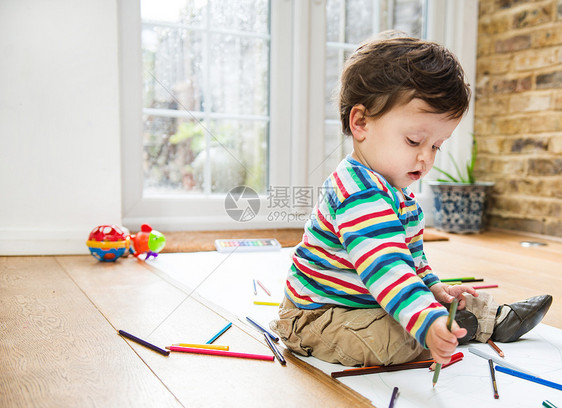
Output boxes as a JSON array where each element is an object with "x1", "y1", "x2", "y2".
[
  {"x1": 426, "y1": 316, "x2": 466, "y2": 364},
  {"x1": 430, "y1": 282, "x2": 478, "y2": 310}
]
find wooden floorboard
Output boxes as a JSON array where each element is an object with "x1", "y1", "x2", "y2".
[
  {"x1": 424, "y1": 230, "x2": 562, "y2": 329},
  {"x1": 55, "y1": 255, "x2": 373, "y2": 408},
  {"x1": 1, "y1": 230, "x2": 561, "y2": 407},
  {"x1": 0, "y1": 257, "x2": 181, "y2": 408}
]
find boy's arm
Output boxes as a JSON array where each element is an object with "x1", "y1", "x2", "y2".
[{"x1": 335, "y1": 188, "x2": 447, "y2": 347}]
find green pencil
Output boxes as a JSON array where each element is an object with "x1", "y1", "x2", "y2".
[
  {"x1": 432, "y1": 298, "x2": 459, "y2": 387},
  {"x1": 440, "y1": 277, "x2": 482, "y2": 283}
]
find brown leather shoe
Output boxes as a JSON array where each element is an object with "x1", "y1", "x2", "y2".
[{"x1": 491, "y1": 295, "x2": 553, "y2": 343}]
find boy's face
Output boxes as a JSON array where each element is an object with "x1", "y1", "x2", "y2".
[{"x1": 350, "y1": 98, "x2": 461, "y2": 189}]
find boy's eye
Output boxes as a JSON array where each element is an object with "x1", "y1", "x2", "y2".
[
  {"x1": 406, "y1": 138, "x2": 419, "y2": 146},
  {"x1": 432, "y1": 145, "x2": 441, "y2": 151}
]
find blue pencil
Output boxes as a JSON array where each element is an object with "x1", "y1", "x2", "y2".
[
  {"x1": 246, "y1": 316, "x2": 279, "y2": 342},
  {"x1": 206, "y1": 322, "x2": 232, "y2": 344},
  {"x1": 495, "y1": 365, "x2": 562, "y2": 391}
]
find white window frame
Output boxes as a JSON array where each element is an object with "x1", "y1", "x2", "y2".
[
  {"x1": 418, "y1": 0, "x2": 479, "y2": 223},
  {"x1": 119, "y1": 0, "x2": 478, "y2": 231}
]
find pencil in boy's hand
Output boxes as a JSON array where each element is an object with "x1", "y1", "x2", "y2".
[
  {"x1": 432, "y1": 298, "x2": 458, "y2": 387},
  {"x1": 429, "y1": 351, "x2": 463, "y2": 371}
]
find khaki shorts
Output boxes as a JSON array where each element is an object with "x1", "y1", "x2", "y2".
[{"x1": 269, "y1": 293, "x2": 497, "y2": 367}]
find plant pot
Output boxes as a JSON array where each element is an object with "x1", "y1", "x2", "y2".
[{"x1": 426, "y1": 181, "x2": 494, "y2": 234}]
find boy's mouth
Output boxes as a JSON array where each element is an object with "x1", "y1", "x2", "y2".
[{"x1": 408, "y1": 171, "x2": 422, "y2": 181}]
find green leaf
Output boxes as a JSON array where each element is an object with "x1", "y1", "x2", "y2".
[
  {"x1": 432, "y1": 165, "x2": 460, "y2": 183},
  {"x1": 448, "y1": 152, "x2": 467, "y2": 183}
]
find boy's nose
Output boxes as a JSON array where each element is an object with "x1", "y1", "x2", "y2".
[{"x1": 417, "y1": 149, "x2": 430, "y2": 163}]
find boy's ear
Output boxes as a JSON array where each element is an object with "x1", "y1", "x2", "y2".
[{"x1": 349, "y1": 105, "x2": 368, "y2": 141}]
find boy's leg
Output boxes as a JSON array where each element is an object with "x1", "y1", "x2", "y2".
[
  {"x1": 458, "y1": 292, "x2": 552, "y2": 343},
  {"x1": 462, "y1": 292, "x2": 499, "y2": 342},
  {"x1": 270, "y1": 296, "x2": 431, "y2": 367}
]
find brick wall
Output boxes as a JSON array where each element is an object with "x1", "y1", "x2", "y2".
[{"x1": 475, "y1": 0, "x2": 562, "y2": 237}]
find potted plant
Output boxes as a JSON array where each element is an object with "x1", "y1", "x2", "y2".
[{"x1": 426, "y1": 138, "x2": 494, "y2": 234}]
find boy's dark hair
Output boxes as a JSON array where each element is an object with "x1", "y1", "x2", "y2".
[{"x1": 339, "y1": 35, "x2": 471, "y2": 136}]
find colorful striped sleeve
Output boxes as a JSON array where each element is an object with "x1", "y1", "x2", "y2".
[{"x1": 333, "y1": 169, "x2": 447, "y2": 347}]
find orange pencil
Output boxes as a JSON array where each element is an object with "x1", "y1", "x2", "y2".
[{"x1": 487, "y1": 339, "x2": 505, "y2": 357}]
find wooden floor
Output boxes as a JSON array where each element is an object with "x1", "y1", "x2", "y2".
[{"x1": 1, "y1": 229, "x2": 561, "y2": 408}]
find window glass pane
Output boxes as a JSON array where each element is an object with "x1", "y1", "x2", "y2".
[
  {"x1": 208, "y1": 0, "x2": 269, "y2": 33},
  {"x1": 345, "y1": 0, "x2": 376, "y2": 44},
  {"x1": 143, "y1": 117, "x2": 206, "y2": 195},
  {"x1": 141, "y1": 0, "x2": 270, "y2": 196},
  {"x1": 208, "y1": 34, "x2": 269, "y2": 116},
  {"x1": 201, "y1": 120, "x2": 268, "y2": 193},
  {"x1": 143, "y1": 27, "x2": 204, "y2": 111}
]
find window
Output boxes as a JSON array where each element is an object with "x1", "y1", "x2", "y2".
[
  {"x1": 141, "y1": 1, "x2": 270, "y2": 196},
  {"x1": 120, "y1": 0, "x2": 477, "y2": 230}
]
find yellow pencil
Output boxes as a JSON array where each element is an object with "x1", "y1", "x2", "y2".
[
  {"x1": 170, "y1": 343, "x2": 229, "y2": 351},
  {"x1": 253, "y1": 301, "x2": 280, "y2": 306}
]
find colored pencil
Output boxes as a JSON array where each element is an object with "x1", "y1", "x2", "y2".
[
  {"x1": 206, "y1": 321, "x2": 232, "y2": 344},
  {"x1": 263, "y1": 332, "x2": 286, "y2": 365},
  {"x1": 441, "y1": 277, "x2": 483, "y2": 282},
  {"x1": 472, "y1": 284, "x2": 499, "y2": 289},
  {"x1": 256, "y1": 279, "x2": 271, "y2": 296},
  {"x1": 168, "y1": 345, "x2": 274, "y2": 361},
  {"x1": 429, "y1": 352, "x2": 464, "y2": 371},
  {"x1": 433, "y1": 298, "x2": 458, "y2": 387},
  {"x1": 487, "y1": 339, "x2": 505, "y2": 357},
  {"x1": 495, "y1": 365, "x2": 562, "y2": 391},
  {"x1": 489, "y1": 359, "x2": 499, "y2": 399},
  {"x1": 468, "y1": 346, "x2": 537, "y2": 376},
  {"x1": 388, "y1": 387, "x2": 399, "y2": 408},
  {"x1": 252, "y1": 279, "x2": 257, "y2": 295},
  {"x1": 331, "y1": 359, "x2": 434, "y2": 378},
  {"x1": 246, "y1": 316, "x2": 279, "y2": 342},
  {"x1": 253, "y1": 301, "x2": 280, "y2": 306},
  {"x1": 118, "y1": 329, "x2": 170, "y2": 356},
  {"x1": 543, "y1": 400, "x2": 558, "y2": 408},
  {"x1": 171, "y1": 343, "x2": 229, "y2": 351}
]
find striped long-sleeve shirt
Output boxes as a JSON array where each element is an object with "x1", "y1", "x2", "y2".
[{"x1": 285, "y1": 156, "x2": 448, "y2": 347}]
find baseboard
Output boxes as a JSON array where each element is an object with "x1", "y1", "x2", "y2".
[{"x1": 0, "y1": 228, "x2": 89, "y2": 256}]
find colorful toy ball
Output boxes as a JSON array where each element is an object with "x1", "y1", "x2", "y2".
[
  {"x1": 129, "y1": 224, "x2": 166, "y2": 260},
  {"x1": 86, "y1": 225, "x2": 130, "y2": 262}
]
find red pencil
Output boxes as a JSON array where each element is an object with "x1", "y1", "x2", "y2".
[
  {"x1": 472, "y1": 284, "x2": 498, "y2": 290},
  {"x1": 429, "y1": 352, "x2": 464, "y2": 371},
  {"x1": 168, "y1": 345, "x2": 274, "y2": 361}
]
